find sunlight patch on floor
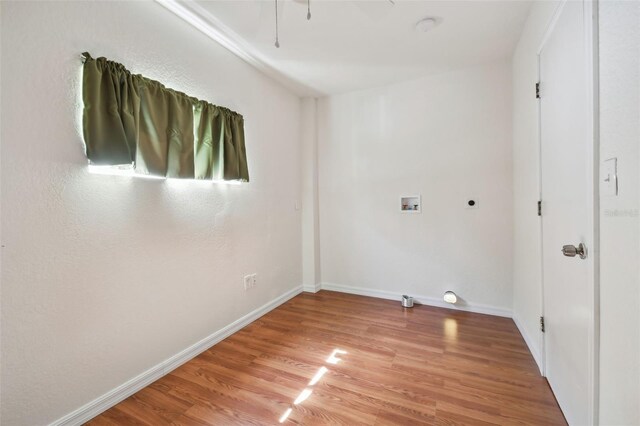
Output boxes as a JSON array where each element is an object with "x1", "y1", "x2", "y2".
[
  {"x1": 278, "y1": 348, "x2": 348, "y2": 423},
  {"x1": 309, "y1": 366, "x2": 328, "y2": 386},
  {"x1": 326, "y1": 349, "x2": 347, "y2": 365}
]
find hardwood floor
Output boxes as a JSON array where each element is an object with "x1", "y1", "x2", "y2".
[{"x1": 87, "y1": 291, "x2": 567, "y2": 425}]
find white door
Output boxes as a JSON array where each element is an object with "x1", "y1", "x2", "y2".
[{"x1": 539, "y1": 1, "x2": 595, "y2": 425}]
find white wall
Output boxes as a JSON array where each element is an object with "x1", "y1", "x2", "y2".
[
  {"x1": 0, "y1": 2, "x2": 3, "y2": 421},
  {"x1": 0, "y1": 2, "x2": 302, "y2": 425},
  {"x1": 598, "y1": 2, "x2": 640, "y2": 424},
  {"x1": 301, "y1": 98, "x2": 321, "y2": 292},
  {"x1": 511, "y1": 0, "x2": 561, "y2": 371},
  {"x1": 316, "y1": 62, "x2": 514, "y2": 315}
]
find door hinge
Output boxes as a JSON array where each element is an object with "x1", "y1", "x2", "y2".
[
  {"x1": 537, "y1": 200, "x2": 542, "y2": 216},
  {"x1": 536, "y1": 82, "x2": 541, "y2": 99},
  {"x1": 540, "y1": 316, "x2": 545, "y2": 333}
]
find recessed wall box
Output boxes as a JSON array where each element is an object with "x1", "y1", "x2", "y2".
[{"x1": 400, "y1": 195, "x2": 421, "y2": 213}]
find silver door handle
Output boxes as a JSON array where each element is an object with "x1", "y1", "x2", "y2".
[{"x1": 562, "y1": 243, "x2": 587, "y2": 259}]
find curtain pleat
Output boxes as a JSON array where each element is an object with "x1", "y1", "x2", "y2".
[
  {"x1": 81, "y1": 53, "x2": 249, "y2": 182},
  {"x1": 136, "y1": 80, "x2": 195, "y2": 178},
  {"x1": 224, "y1": 113, "x2": 249, "y2": 182},
  {"x1": 82, "y1": 53, "x2": 140, "y2": 166},
  {"x1": 193, "y1": 101, "x2": 224, "y2": 180}
]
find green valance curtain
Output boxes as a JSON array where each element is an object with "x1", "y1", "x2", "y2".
[{"x1": 81, "y1": 52, "x2": 249, "y2": 182}]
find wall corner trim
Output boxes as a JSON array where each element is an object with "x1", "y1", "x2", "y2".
[
  {"x1": 49, "y1": 285, "x2": 304, "y2": 426},
  {"x1": 302, "y1": 283, "x2": 322, "y2": 293},
  {"x1": 512, "y1": 313, "x2": 543, "y2": 374}
]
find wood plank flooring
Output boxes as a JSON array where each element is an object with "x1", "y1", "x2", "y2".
[{"x1": 87, "y1": 291, "x2": 567, "y2": 425}]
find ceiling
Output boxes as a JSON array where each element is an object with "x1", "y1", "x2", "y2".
[{"x1": 162, "y1": 0, "x2": 532, "y2": 96}]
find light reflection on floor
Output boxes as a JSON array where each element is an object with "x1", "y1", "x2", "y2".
[
  {"x1": 278, "y1": 408, "x2": 292, "y2": 423},
  {"x1": 278, "y1": 349, "x2": 347, "y2": 423},
  {"x1": 444, "y1": 317, "x2": 458, "y2": 339},
  {"x1": 309, "y1": 366, "x2": 328, "y2": 386},
  {"x1": 326, "y1": 349, "x2": 347, "y2": 365},
  {"x1": 293, "y1": 388, "x2": 313, "y2": 405}
]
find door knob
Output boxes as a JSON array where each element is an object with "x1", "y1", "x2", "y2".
[{"x1": 561, "y1": 243, "x2": 587, "y2": 259}]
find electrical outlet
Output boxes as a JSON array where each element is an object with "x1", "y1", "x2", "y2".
[
  {"x1": 243, "y1": 274, "x2": 253, "y2": 290},
  {"x1": 244, "y1": 273, "x2": 257, "y2": 290}
]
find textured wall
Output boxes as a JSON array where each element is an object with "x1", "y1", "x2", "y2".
[
  {"x1": 0, "y1": 2, "x2": 302, "y2": 424},
  {"x1": 317, "y1": 62, "x2": 514, "y2": 313},
  {"x1": 598, "y1": 2, "x2": 640, "y2": 423}
]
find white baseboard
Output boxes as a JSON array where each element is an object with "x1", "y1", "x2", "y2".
[
  {"x1": 50, "y1": 285, "x2": 303, "y2": 426},
  {"x1": 319, "y1": 282, "x2": 512, "y2": 318},
  {"x1": 512, "y1": 313, "x2": 543, "y2": 374},
  {"x1": 302, "y1": 282, "x2": 321, "y2": 293}
]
